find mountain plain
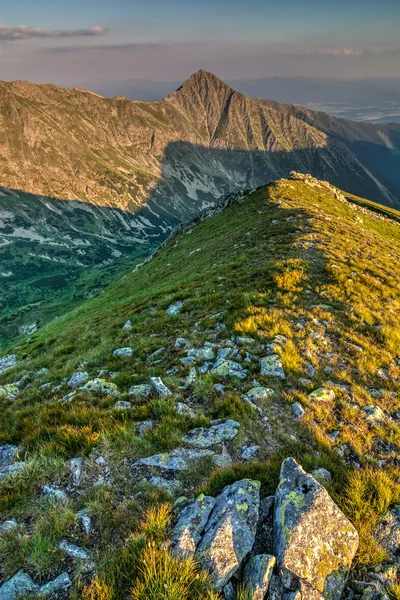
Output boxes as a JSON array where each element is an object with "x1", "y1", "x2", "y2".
[{"x1": 0, "y1": 173, "x2": 399, "y2": 599}]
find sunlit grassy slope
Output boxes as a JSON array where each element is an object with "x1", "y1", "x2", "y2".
[{"x1": 0, "y1": 176, "x2": 399, "y2": 597}]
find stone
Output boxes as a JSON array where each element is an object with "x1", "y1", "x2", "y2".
[
  {"x1": 0, "y1": 570, "x2": 39, "y2": 600},
  {"x1": 374, "y1": 505, "x2": 400, "y2": 561},
  {"x1": 147, "y1": 348, "x2": 165, "y2": 362},
  {"x1": 42, "y1": 485, "x2": 68, "y2": 502},
  {"x1": 81, "y1": 378, "x2": 120, "y2": 396},
  {"x1": 360, "y1": 586, "x2": 390, "y2": 600},
  {"x1": 184, "y1": 367, "x2": 197, "y2": 388},
  {"x1": 243, "y1": 554, "x2": 276, "y2": 600},
  {"x1": 175, "y1": 337, "x2": 190, "y2": 349},
  {"x1": 176, "y1": 402, "x2": 196, "y2": 417},
  {"x1": 196, "y1": 479, "x2": 261, "y2": 589},
  {"x1": 150, "y1": 376, "x2": 173, "y2": 397},
  {"x1": 77, "y1": 509, "x2": 92, "y2": 534},
  {"x1": 166, "y1": 301, "x2": 184, "y2": 316},
  {"x1": 0, "y1": 384, "x2": 19, "y2": 400},
  {"x1": 112, "y1": 347, "x2": 133, "y2": 357},
  {"x1": 182, "y1": 420, "x2": 240, "y2": 449},
  {"x1": 187, "y1": 348, "x2": 215, "y2": 362},
  {"x1": 133, "y1": 447, "x2": 216, "y2": 475},
  {"x1": 137, "y1": 420, "x2": 154, "y2": 435},
  {"x1": 217, "y1": 347, "x2": 238, "y2": 361},
  {"x1": 236, "y1": 337, "x2": 256, "y2": 346},
  {"x1": 308, "y1": 387, "x2": 336, "y2": 402},
  {"x1": 291, "y1": 402, "x2": 305, "y2": 419},
  {"x1": 247, "y1": 387, "x2": 274, "y2": 403},
  {"x1": 181, "y1": 356, "x2": 196, "y2": 366},
  {"x1": 129, "y1": 384, "x2": 152, "y2": 399},
  {"x1": 59, "y1": 391, "x2": 76, "y2": 403},
  {"x1": 260, "y1": 355, "x2": 285, "y2": 379},
  {"x1": 212, "y1": 359, "x2": 247, "y2": 379},
  {"x1": 171, "y1": 494, "x2": 216, "y2": 557},
  {"x1": 362, "y1": 405, "x2": 386, "y2": 425},
  {"x1": 0, "y1": 462, "x2": 26, "y2": 479},
  {"x1": 122, "y1": 319, "x2": 132, "y2": 331},
  {"x1": 68, "y1": 457, "x2": 83, "y2": 486},
  {"x1": 274, "y1": 457, "x2": 359, "y2": 600},
  {"x1": 0, "y1": 519, "x2": 18, "y2": 534},
  {"x1": 0, "y1": 354, "x2": 17, "y2": 373},
  {"x1": 0, "y1": 445, "x2": 22, "y2": 469},
  {"x1": 114, "y1": 400, "x2": 132, "y2": 410},
  {"x1": 59, "y1": 539, "x2": 90, "y2": 560},
  {"x1": 39, "y1": 572, "x2": 72, "y2": 598},
  {"x1": 223, "y1": 582, "x2": 236, "y2": 600},
  {"x1": 310, "y1": 468, "x2": 332, "y2": 485},
  {"x1": 241, "y1": 445, "x2": 261, "y2": 461},
  {"x1": 214, "y1": 384, "x2": 226, "y2": 394},
  {"x1": 67, "y1": 371, "x2": 89, "y2": 388},
  {"x1": 146, "y1": 476, "x2": 183, "y2": 496}
]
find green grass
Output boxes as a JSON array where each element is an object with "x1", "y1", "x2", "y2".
[{"x1": 0, "y1": 177, "x2": 399, "y2": 595}]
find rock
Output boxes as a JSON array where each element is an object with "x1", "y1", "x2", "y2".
[
  {"x1": 308, "y1": 387, "x2": 336, "y2": 402},
  {"x1": 260, "y1": 355, "x2": 285, "y2": 379},
  {"x1": 112, "y1": 347, "x2": 133, "y2": 357},
  {"x1": 184, "y1": 367, "x2": 197, "y2": 388},
  {"x1": 362, "y1": 405, "x2": 386, "y2": 425},
  {"x1": 147, "y1": 348, "x2": 165, "y2": 362},
  {"x1": 212, "y1": 359, "x2": 247, "y2": 379},
  {"x1": 0, "y1": 354, "x2": 17, "y2": 374},
  {"x1": 171, "y1": 494, "x2": 216, "y2": 557},
  {"x1": 187, "y1": 348, "x2": 215, "y2": 362},
  {"x1": 39, "y1": 572, "x2": 72, "y2": 598},
  {"x1": 374, "y1": 505, "x2": 400, "y2": 561},
  {"x1": 223, "y1": 582, "x2": 236, "y2": 600},
  {"x1": 236, "y1": 337, "x2": 256, "y2": 346},
  {"x1": 145, "y1": 476, "x2": 184, "y2": 496},
  {"x1": 59, "y1": 540, "x2": 90, "y2": 560},
  {"x1": 67, "y1": 371, "x2": 89, "y2": 388},
  {"x1": 360, "y1": 586, "x2": 390, "y2": 600},
  {"x1": 181, "y1": 356, "x2": 196, "y2": 366},
  {"x1": 217, "y1": 347, "x2": 238, "y2": 361},
  {"x1": 114, "y1": 400, "x2": 132, "y2": 410},
  {"x1": 241, "y1": 446, "x2": 261, "y2": 461},
  {"x1": 0, "y1": 384, "x2": 19, "y2": 400},
  {"x1": 182, "y1": 420, "x2": 240, "y2": 448},
  {"x1": 137, "y1": 420, "x2": 154, "y2": 435},
  {"x1": 150, "y1": 376, "x2": 173, "y2": 397},
  {"x1": 176, "y1": 402, "x2": 196, "y2": 417},
  {"x1": 274, "y1": 457, "x2": 359, "y2": 600},
  {"x1": 133, "y1": 447, "x2": 216, "y2": 476},
  {"x1": 196, "y1": 479, "x2": 261, "y2": 589},
  {"x1": 214, "y1": 384, "x2": 226, "y2": 394},
  {"x1": 59, "y1": 391, "x2": 76, "y2": 403},
  {"x1": 81, "y1": 378, "x2": 120, "y2": 396},
  {"x1": 175, "y1": 337, "x2": 190, "y2": 349},
  {"x1": 306, "y1": 362, "x2": 317, "y2": 378},
  {"x1": 129, "y1": 384, "x2": 152, "y2": 399},
  {"x1": 122, "y1": 319, "x2": 132, "y2": 331},
  {"x1": 246, "y1": 387, "x2": 274, "y2": 403},
  {"x1": 291, "y1": 402, "x2": 305, "y2": 419},
  {"x1": 243, "y1": 554, "x2": 276, "y2": 600},
  {"x1": 0, "y1": 444, "x2": 22, "y2": 469},
  {"x1": 68, "y1": 457, "x2": 83, "y2": 486},
  {"x1": 77, "y1": 509, "x2": 92, "y2": 535},
  {"x1": 0, "y1": 570, "x2": 39, "y2": 600},
  {"x1": 0, "y1": 519, "x2": 18, "y2": 534},
  {"x1": 42, "y1": 485, "x2": 68, "y2": 502},
  {"x1": 0, "y1": 462, "x2": 26, "y2": 479},
  {"x1": 310, "y1": 468, "x2": 332, "y2": 485},
  {"x1": 166, "y1": 301, "x2": 184, "y2": 316}
]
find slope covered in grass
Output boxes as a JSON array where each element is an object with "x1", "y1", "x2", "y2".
[{"x1": 0, "y1": 174, "x2": 399, "y2": 598}]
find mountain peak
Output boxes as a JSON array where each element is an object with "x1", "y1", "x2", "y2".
[{"x1": 171, "y1": 70, "x2": 234, "y2": 97}]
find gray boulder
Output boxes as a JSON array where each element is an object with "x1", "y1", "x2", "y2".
[
  {"x1": 81, "y1": 378, "x2": 120, "y2": 396},
  {"x1": 211, "y1": 359, "x2": 247, "y2": 379},
  {"x1": 243, "y1": 554, "x2": 276, "y2": 600},
  {"x1": 184, "y1": 367, "x2": 197, "y2": 388},
  {"x1": 59, "y1": 540, "x2": 90, "y2": 560},
  {"x1": 0, "y1": 445, "x2": 22, "y2": 469},
  {"x1": 122, "y1": 319, "x2": 132, "y2": 331},
  {"x1": 274, "y1": 458, "x2": 359, "y2": 600},
  {"x1": 171, "y1": 494, "x2": 216, "y2": 557},
  {"x1": 0, "y1": 384, "x2": 19, "y2": 400},
  {"x1": 112, "y1": 347, "x2": 133, "y2": 357},
  {"x1": 196, "y1": 479, "x2": 261, "y2": 589},
  {"x1": 129, "y1": 384, "x2": 152, "y2": 399},
  {"x1": 67, "y1": 372, "x2": 89, "y2": 388},
  {"x1": 68, "y1": 457, "x2": 83, "y2": 486},
  {"x1": 0, "y1": 354, "x2": 17, "y2": 374},
  {"x1": 166, "y1": 301, "x2": 184, "y2": 316},
  {"x1": 374, "y1": 504, "x2": 400, "y2": 561},
  {"x1": 182, "y1": 420, "x2": 240, "y2": 449},
  {"x1": 0, "y1": 519, "x2": 18, "y2": 534},
  {"x1": 291, "y1": 402, "x2": 305, "y2": 419},
  {"x1": 0, "y1": 571, "x2": 39, "y2": 600},
  {"x1": 308, "y1": 388, "x2": 335, "y2": 402},
  {"x1": 150, "y1": 376, "x2": 173, "y2": 397},
  {"x1": 114, "y1": 400, "x2": 132, "y2": 410},
  {"x1": 39, "y1": 572, "x2": 72, "y2": 598},
  {"x1": 133, "y1": 447, "x2": 215, "y2": 476},
  {"x1": 246, "y1": 387, "x2": 274, "y2": 403},
  {"x1": 260, "y1": 355, "x2": 285, "y2": 379}
]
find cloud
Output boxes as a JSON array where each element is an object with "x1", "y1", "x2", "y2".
[
  {"x1": 301, "y1": 48, "x2": 364, "y2": 56},
  {"x1": 40, "y1": 42, "x2": 167, "y2": 54},
  {"x1": 0, "y1": 24, "x2": 108, "y2": 43}
]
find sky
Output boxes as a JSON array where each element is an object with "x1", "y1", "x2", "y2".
[{"x1": 1, "y1": 0, "x2": 400, "y2": 88}]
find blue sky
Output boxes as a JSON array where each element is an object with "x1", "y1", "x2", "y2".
[{"x1": 1, "y1": 0, "x2": 400, "y2": 85}]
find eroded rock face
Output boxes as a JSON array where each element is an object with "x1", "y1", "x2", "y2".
[
  {"x1": 274, "y1": 458, "x2": 359, "y2": 600},
  {"x1": 196, "y1": 479, "x2": 261, "y2": 589},
  {"x1": 171, "y1": 494, "x2": 216, "y2": 557}
]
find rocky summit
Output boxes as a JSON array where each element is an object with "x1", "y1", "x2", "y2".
[{"x1": 0, "y1": 173, "x2": 399, "y2": 600}]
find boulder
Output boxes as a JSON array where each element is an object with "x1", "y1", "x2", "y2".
[
  {"x1": 0, "y1": 384, "x2": 19, "y2": 400},
  {"x1": 212, "y1": 359, "x2": 247, "y2": 379},
  {"x1": 0, "y1": 445, "x2": 22, "y2": 469},
  {"x1": 112, "y1": 347, "x2": 133, "y2": 357},
  {"x1": 171, "y1": 494, "x2": 216, "y2": 557},
  {"x1": 68, "y1": 457, "x2": 83, "y2": 486},
  {"x1": 243, "y1": 554, "x2": 276, "y2": 600},
  {"x1": 129, "y1": 384, "x2": 152, "y2": 399},
  {"x1": 122, "y1": 320, "x2": 132, "y2": 331},
  {"x1": 176, "y1": 402, "x2": 196, "y2": 417},
  {"x1": 274, "y1": 458, "x2": 359, "y2": 600},
  {"x1": 241, "y1": 445, "x2": 261, "y2": 461},
  {"x1": 374, "y1": 505, "x2": 400, "y2": 561},
  {"x1": 184, "y1": 367, "x2": 197, "y2": 388},
  {"x1": 42, "y1": 485, "x2": 68, "y2": 502},
  {"x1": 166, "y1": 301, "x2": 184, "y2": 316},
  {"x1": 67, "y1": 371, "x2": 89, "y2": 388},
  {"x1": 114, "y1": 400, "x2": 132, "y2": 410},
  {"x1": 187, "y1": 348, "x2": 215, "y2": 362},
  {"x1": 196, "y1": 479, "x2": 261, "y2": 589},
  {"x1": 0, "y1": 354, "x2": 17, "y2": 374},
  {"x1": 260, "y1": 355, "x2": 285, "y2": 379},
  {"x1": 291, "y1": 402, "x2": 305, "y2": 419},
  {"x1": 145, "y1": 476, "x2": 183, "y2": 496},
  {"x1": 39, "y1": 572, "x2": 72, "y2": 598},
  {"x1": 362, "y1": 405, "x2": 386, "y2": 425},
  {"x1": 246, "y1": 387, "x2": 274, "y2": 403},
  {"x1": 182, "y1": 420, "x2": 240, "y2": 449},
  {"x1": 310, "y1": 468, "x2": 332, "y2": 486},
  {"x1": 0, "y1": 570, "x2": 39, "y2": 600},
  {"x1": 132, "y1": 447, "x2": 216, "y2": 476},
  {"x1": 0, "y1": 519, "x2": 18, "y2": 534},
  {"x1": 308, "y1": 388, "x2": 335, "y2": 402},
  {"x1": 59, "y1": 540, "x2": 90, "y2": 560},
  {"x1": 81, "y1": 378, "x2": 120, "y2": 396},
  {"x1": 150, "y1": 376, "x2": 173, "y2": 397}
]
